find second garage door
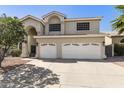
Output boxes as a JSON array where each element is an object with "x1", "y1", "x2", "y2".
[{"x1": 62, "y1": 43, "x2": 101, "y2": 59}]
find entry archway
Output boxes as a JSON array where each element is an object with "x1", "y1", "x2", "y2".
[{"x1": 26, "y1": 26, "x2": 37, "y2": 57}]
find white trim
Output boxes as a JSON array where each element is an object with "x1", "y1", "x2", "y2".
[
  {"x1": 108, "y1": 35, "x2": 124, "y2": 37},
  {"x1": 20, "y1": 12, "x2": 102, "y2": 26},
  {"x1": 34, "y1": 35, "x2": 105, "y2": 39},
  {"x1": 112, "y1": 44, "x2": 114, "y2": 57},
  {"x1": 64, "y1": 17, "x2": 102, "y2": 21}
]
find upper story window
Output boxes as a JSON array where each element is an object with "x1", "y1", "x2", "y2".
[
  {"x1": 77, "y1": 22, "x2": 90, "y2": 31},
  {"x1": 49, "y1": 24, "x2": 61, "y2": 32}
]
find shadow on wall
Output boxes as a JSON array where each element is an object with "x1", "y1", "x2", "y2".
[
  {"x1": 40, "y1": 58, "x2": 78, "y2": 63},
  {"x1": 114, "y1": 44, "x2": 124, "y2": 56},
  {"x1": 105, "y1": 45, "x2": 112, "y2": 57}
]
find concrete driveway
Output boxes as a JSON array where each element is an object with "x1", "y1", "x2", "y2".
[{"x1": 25, "y1": 58, "x2": 124, "y2": 88}]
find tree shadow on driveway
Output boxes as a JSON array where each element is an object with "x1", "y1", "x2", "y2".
[{"x1": 0, "y1": 64, "x2": 60, "y2": 88}]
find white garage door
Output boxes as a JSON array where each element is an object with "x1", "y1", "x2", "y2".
[
  {"x1": 62, "y1": 43, "x2": 101, "y2": 59},
  {"x1": 40, "y1": 43, "x2": 57, "y2": 58}
]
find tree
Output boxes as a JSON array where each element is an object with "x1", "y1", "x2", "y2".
[
  {"x1": 112, "y1": 5, "x2": 124, "y2": 34},
  {"x1": 0, "y1": 14, "x2": 26, "y2": 68},
  {"x1": 115, "y1": 5, "x2": 124, "y2": 13}
]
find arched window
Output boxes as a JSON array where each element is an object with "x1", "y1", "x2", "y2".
[
  {"x1": 120, "y1": 39, "x2": 124, "y2": 43},
  {"x1": 48, "y1": 16, "x2": 61, "y2": 32}
]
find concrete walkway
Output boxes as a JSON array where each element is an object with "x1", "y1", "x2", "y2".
[{"x1": 25, "y1": 58, "x2": 124, "y2": 88}]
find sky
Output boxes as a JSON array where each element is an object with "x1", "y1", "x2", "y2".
[{"x1": 0, "y1": 5, "x2": 121, "y2": 32}]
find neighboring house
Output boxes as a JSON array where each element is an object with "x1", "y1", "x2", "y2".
[
  {"x1": 105, "y1": 35, "x2": 124, "y2": 57},
  {"x1": 20, "y1": 11, "x2": 124, "y2": 59}
]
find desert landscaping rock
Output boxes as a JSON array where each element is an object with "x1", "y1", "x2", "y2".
[{"x1": 0, "y1": 64, "x2": 59, "y2": 88}]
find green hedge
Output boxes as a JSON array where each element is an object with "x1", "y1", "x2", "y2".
[
  {"x1": 11, "y1": 49, "x2": 22, "y2": 57},
  {"x1": 114, "y1": 44, "x2": 124, "y2": 56}
]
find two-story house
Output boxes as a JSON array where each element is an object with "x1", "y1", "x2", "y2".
[{"x1": 20, "y1": 11, "x2": 106, "y2": 59}]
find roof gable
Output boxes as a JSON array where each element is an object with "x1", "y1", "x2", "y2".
[
  {"x1": 20, "y1": 15, "x2": 45, "y2": 25},
  {"x1": 42, "y1": 11, "x2": 66, "y2": 19}
]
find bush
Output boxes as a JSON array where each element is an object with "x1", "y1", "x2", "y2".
[
  {"x1": 114, "y1": 44, "x2": 124, "y2": 56},
  {"x1": 11, "y1": 49, "x2": 21, "y2": 57}
]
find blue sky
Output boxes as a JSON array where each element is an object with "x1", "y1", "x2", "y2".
[{"x1": 0, "y1": 5, "x2": 121, "y2": 32}]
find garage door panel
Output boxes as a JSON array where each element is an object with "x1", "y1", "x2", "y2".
[
  {"x1": 62, "y1": 44, "x2": 81, "y2": 58},
  {"x1": 81, "y1": 45, "x2": 101, "y2": 59},
  {"x1": 81, "y1": 44, "x2": 101, "y2": 59},
  {"x1": 62, "y1": 43, "x2": 101, "y2": 59},
  {"x1": 40, "y1": 44, "x2": 56, "y2": 58}
]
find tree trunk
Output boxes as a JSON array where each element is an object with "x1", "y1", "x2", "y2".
[
  {"x1": 0, "y1": 48, "x2": 6, "y2": 68},
  {"x1": 0, "y1": 56, "x2": 4, "y2": 67},
  {"x1": 0, "y1": 52, "x2": 5, "y2": 68},
  {"x1": 0, "y1": 46, "x2": 10, "y2": 68}
]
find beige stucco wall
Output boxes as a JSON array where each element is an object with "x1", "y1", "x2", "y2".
[
  {"x1": 22, "y1": 14, "x2": 100, "y2": 36},
  {"x1": 21, "y1": 18, "x2": 44, "y2": 57},
  {"x1": 64, "y1": 20, "x2": 100, "y2": 35},
  {"x1": 49, "y1": 16, "x2": 60, "y2": 24},
  {"x1": 44, "y1": 14, "x2": 65, "y2": 35},
  {"x1": 35, "y1": 37, "x2": 105, "y2": 59},
  {"x1": 22, "y1": 18, "x2": 44, "y2": 35},
  {"x1": 112, "y1": 37, "x2": 124, "y2": 44},
  {"x1": 43, "y1": 14, "x2": 100, "y2": 35},
  {"x1": 45, "y1": 18, "x2": 100, "y2": 35},
  {"x1": 105, "y1": 36, "x2": 112, "y2": 45},
  {"x1": 36, "y1": 37, "x2": 104, "y2": 43}
]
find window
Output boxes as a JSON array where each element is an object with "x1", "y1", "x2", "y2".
[
  {"x1": 77, "y1": 22, "x2": 90, "y2": 30},
  {"x1": 41, "y1": 44, "x2": 47, "y2": 46},
  {"x1": 91, "y1": 43, "x2": 99, "y2": 46},
  {"x1": 49, "y1": 24, "x2": 61, "y2": 31},
  {"x1": 82, "y1": 43, "x2": 89, "y2": 46},
  {"x1": 49, "y1": 44, "x2": 56, "y2": 46},
  {"x1": 72, "y1": 44, "x2": 79, "y2": 46},
  {"x1": 64, "y1": 44, "x2": 70, "y2": 46}
]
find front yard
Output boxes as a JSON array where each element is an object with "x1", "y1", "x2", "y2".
[
  {"x1": 0, "y1": 57, "x2": 29, "y2": 74},
  {"x1": 0, "y1": 57, "x2": 59, "y2": 88},
  {"x1": 2, "y1": 57, "x2": 28, "y2": 68}
]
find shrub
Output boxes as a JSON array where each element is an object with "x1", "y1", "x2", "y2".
[
  {"x1": 11, "y1": 49, "x2": 21, "y2": 57},
  {"x1": 114, "y1": 44, "x2": 124, "y2": 56}
]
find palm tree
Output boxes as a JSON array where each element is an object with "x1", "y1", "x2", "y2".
[
  {"x1": 115, "y1": 5, "x2": 124, "y2": 13},
  {"x1": 112, "y1": 5, "x2": 124, "y2": 34}
]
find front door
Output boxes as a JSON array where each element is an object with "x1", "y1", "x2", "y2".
[{"x1": 30, "y1": 45, "x2": 36, "y2": 57}]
